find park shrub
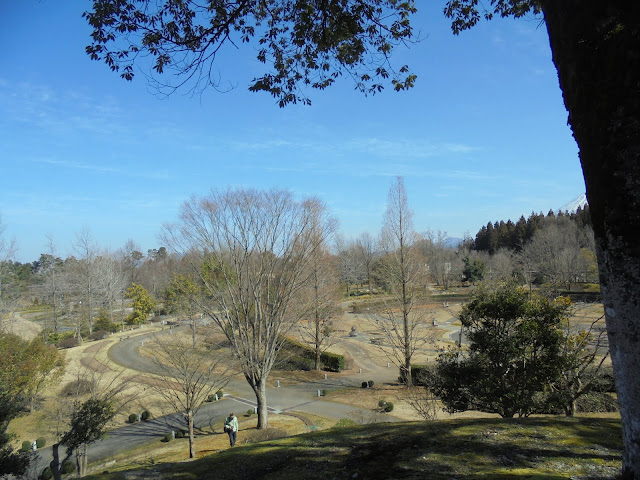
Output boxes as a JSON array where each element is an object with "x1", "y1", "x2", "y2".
[
  {"x1": 321, "y1": 389, "x2": 328, "y2": 396},
  {"x1": 361, "y1": 382, "x2": 368, "y2": 389},
  {"x1": 367, "y1": 380, "x2": 374, "y2": 388},
  {"x1": 141, "y1": 410, "x2": 151, "y2": 421},
  {"x1": 60, "y1": 459, "x2": 75, "y2": 474},
  {"x1": 162, "y1": 433, "x2": 173, "y2": 442},
  {"x1": 36, "y1": 437, "x2": 46, "y2": 448},
  {"x1": 243, "y1": 427, "x2": 287, "y2": 444},
  {"x1": 40, "y1": 466, "x2": 53, "y2": 480},
  {"x1": 384, "y1": 402, "x2": 394, "y2": 413},
  {"x1": 216, "y1": 389, "x2": 224, "y2": 398},
  {"x1": 378, "y1": 399, "x2": 388, "y2": 408},
  {"x1": 128, "y1": 413, "x2": 139, "y2": 423},
  {"x1": 56, "y1": 336, "x2": 80, "y2": 349},
  {"x1": 399, "y1": 365, "x2": 428, "y2": 386},
  {"x1": 175, "y1": 430, "x2": 185, "y2": 439},
  {"x1": 279, "y1": 338, "x2": 345, "y2": 372},
  {"x1": 247, "y1": 409, "x2": 254, "y2": 416},
  {"x1": 334, "y1": 418, "x2": 356, "y2": 428},
  {"x1": 21, "y1": 441, "x2": 31, "y2": 452},
  {"x1": 88, "y1": 330, "x2": 109, "y2": 341},
  {"x1": 61, "y1": 378, "x2": 93, "y2": 397},
  {"x1": 576, "y1": 393, "x2": 619, "y2": 413}
]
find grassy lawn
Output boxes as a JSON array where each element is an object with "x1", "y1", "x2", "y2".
[{"x1": 84, "y1": 416, "x2": 622, "y2": 480}]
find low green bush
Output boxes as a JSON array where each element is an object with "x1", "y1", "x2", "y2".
[
  {"x1": 243, "y1": 427, "x2": 287, "y2": 444},
  {"x1": 60, "y1": 459, "x2": 75, "y2": 474},
  {"x1": 56, "y1": 336, "x2": 80, "y2": 349},
  {"x1": 216, "y1": 389, "x2": 224, "y2": 398},
  {"x1": 247, "y1": 408, "x2": 255, "y2": 416},
  {"x1": 367, "y1": 380, "x2": 374, "y2": 388},
  {"x1": 21, "y1": 441, "x2": 31, "y2": 452},
  {"x1": 36, "y1": 437, "x2": 46, "y2": 448},
  {"x1": 40, "y1": 466, "x2": 53, "y2": 480},
  {"x1": 61, "y1": 378, "x2": 93, "y2": 397},
  {"x1": 334, "y1": 418, "x2": 356, "y2": 428},
  {"x1": 141, "y1": 410, "x2": 151, "y2": 421},
  {"x1": 384, "y1": 402, "x2": 394, "y2": 413},
  {"x1": 378, "y1": 399, "x2": 388, "y2": 408},
  {"x1": 128, "y1": 413, "x2": 139, "y2": 423},
  {"x1": 361, "y1": 382, "x2": 368, "y2": 388},
  {"x1": 88, "y1": 330, "x2": 109, "y2": 341},
  {"x1": 577, "y1": 392, "x2": 619, "y2": 413},
  {"x1": 175, "y1": 430, "x2": 185, "y2": 439},
  {"x1": 161, "y1": 433, "x2": 172, "y2": 443}
]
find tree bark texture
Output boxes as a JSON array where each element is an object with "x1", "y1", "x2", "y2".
[
  {"x1": 248, "y1": 375, "x2": 269, "y2": 429},
  {"x1": 541, "y1": 2, "x2": 640, "y2": 477},
  {"x1": 188, "y1": 410, "x2": 196, "y2": 459}
]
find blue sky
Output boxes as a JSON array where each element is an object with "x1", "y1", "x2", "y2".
[{"x1": 0, "y1": 2, "x2": 585, "y2": 263}]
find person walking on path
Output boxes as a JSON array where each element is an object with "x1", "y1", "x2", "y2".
[{"x1": 224, "y1": 412, "x2": 238, "y2": 447}]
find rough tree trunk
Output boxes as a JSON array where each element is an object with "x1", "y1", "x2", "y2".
[
  {"x1": 541, "y1": 2, "x2": 640, "y2": 477},
  {"x1": 249, "y1": 376, "x2": 269, "y2": 429},
  {"x1": 50, "y1": 443, "x2": 62, "y2": 480},
  {"x1": 187, "y1": 410, "x2": 196, "y2": 459}
]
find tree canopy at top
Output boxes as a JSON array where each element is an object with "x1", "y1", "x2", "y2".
[{"x1": 84, "y1": 0, "x2": 418, "y2": 106}]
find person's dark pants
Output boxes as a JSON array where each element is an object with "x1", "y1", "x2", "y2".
[{"x1": 228, "y1": 430, "x2": 236, "y2": 446}]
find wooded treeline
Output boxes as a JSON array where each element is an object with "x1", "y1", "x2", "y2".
[{"x1": 472, "y1": 206, "x2": 593, "y2": 254}]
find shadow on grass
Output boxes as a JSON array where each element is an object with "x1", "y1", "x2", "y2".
[{"x1": 87, "y1": 417, "x2": 622, "y2": 480}]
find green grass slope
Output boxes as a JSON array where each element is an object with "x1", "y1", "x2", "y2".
[{"x1": 86, "y1": 417, "x2": 622, "y2": 480}]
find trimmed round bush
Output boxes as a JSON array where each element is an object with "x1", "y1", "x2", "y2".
[
  {"x1": 21, "y1": 441, "x2": 31, "y2": 452},
  {"x1": 207, "y1": 394, "x2": 215, "y2": 402},
  {"x1": 361, "y1": 382, "x2": 368, "y2": 389},
  {"x1": 378, "y1": 399, "x2": 388, "y2": 408},
  {"x1": 367, "y1": 380, "x2": 375, "y2": 388},
  {"x1": 175, "y1": 430, "x2": 185, "y2": 439},
  {"x1": 321, "y1": 389, "x2": 328, "y2": 396},
  {"x1": 61, "y1": 459, "x2": 75, "y2": 475},
  {"x1": 36, "y1": 437, "x2": 46, "y2": 448},
  {"x1": 247, "y1": 408, "x2": 254, "y2": 416},
  {"x1": 40, "y1": 466, "x2": 53, "y2": 480},
  {"x1": 162, "y1": 433, "x2": 173, "y2": 442},
  {"x1": 384, "y1": 401, "x2": 394, "y2": 413},
  {"x1": 216, "y1": 389, "x2": 224, "y2": 398},
  {"x1": 128, "y1": 413, "x2": 138, "y2": 423},
  {"x1": 88, "y1": 330, "x2": 109, "y2": 341},
  {"x1": 56, "y1": 337, "x2": 80, "y2": 349},
  {"x1": 141, "y1": 410, "x2": 151, "y2": 421}
]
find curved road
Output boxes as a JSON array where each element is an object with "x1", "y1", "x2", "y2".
[{"x1": 29, "y1": 325, "x2": 406, "y2": 476}]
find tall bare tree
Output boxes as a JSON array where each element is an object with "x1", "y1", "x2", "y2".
[
  {"x1": 73, "y1": 229, "x2": 99, "y2": 336},
  {"x1": 38, "y1": 236, "x2": 66, "y2": 334},
  {"x1": 298, "y1": 243, "x2": 340, "y2": 370},
  {"x1": 354, "y1": 232, "x2": 378, "y2": 289},
  {"x1": 93, "y1": 253, "x2": 127, "y2": 326},
  {"x1": 164, "y1": 188, "x2": 333, "y2": 428},
  {"x1": 377, "y1": 177, "x2": 427, "y2": 386}
]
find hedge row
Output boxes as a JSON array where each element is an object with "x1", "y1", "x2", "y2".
[
  {"x1": 281, "y1": 339, "x2": 345, "y2": 372},
  {"x1": 399, "y1": 364, "x2": 429, "y2": 386}
]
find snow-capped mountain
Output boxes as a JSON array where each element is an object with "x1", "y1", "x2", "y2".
[{"x1": 559, "y1": 193, "x2": 588, "y2": 213}]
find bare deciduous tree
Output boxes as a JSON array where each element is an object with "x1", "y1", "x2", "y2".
[
  {"x1": 297, "y1": 245, "x2": 340, "y2": 370},
  {"x1": 164, "y1": 188, "x2": 333, "y2": 428},
  {"x1": 377, "y1": 177, "x2": 429, "y2": 386},
  {"x1": 145, "y1": 333, "x2": 233, "y2": 458}
]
